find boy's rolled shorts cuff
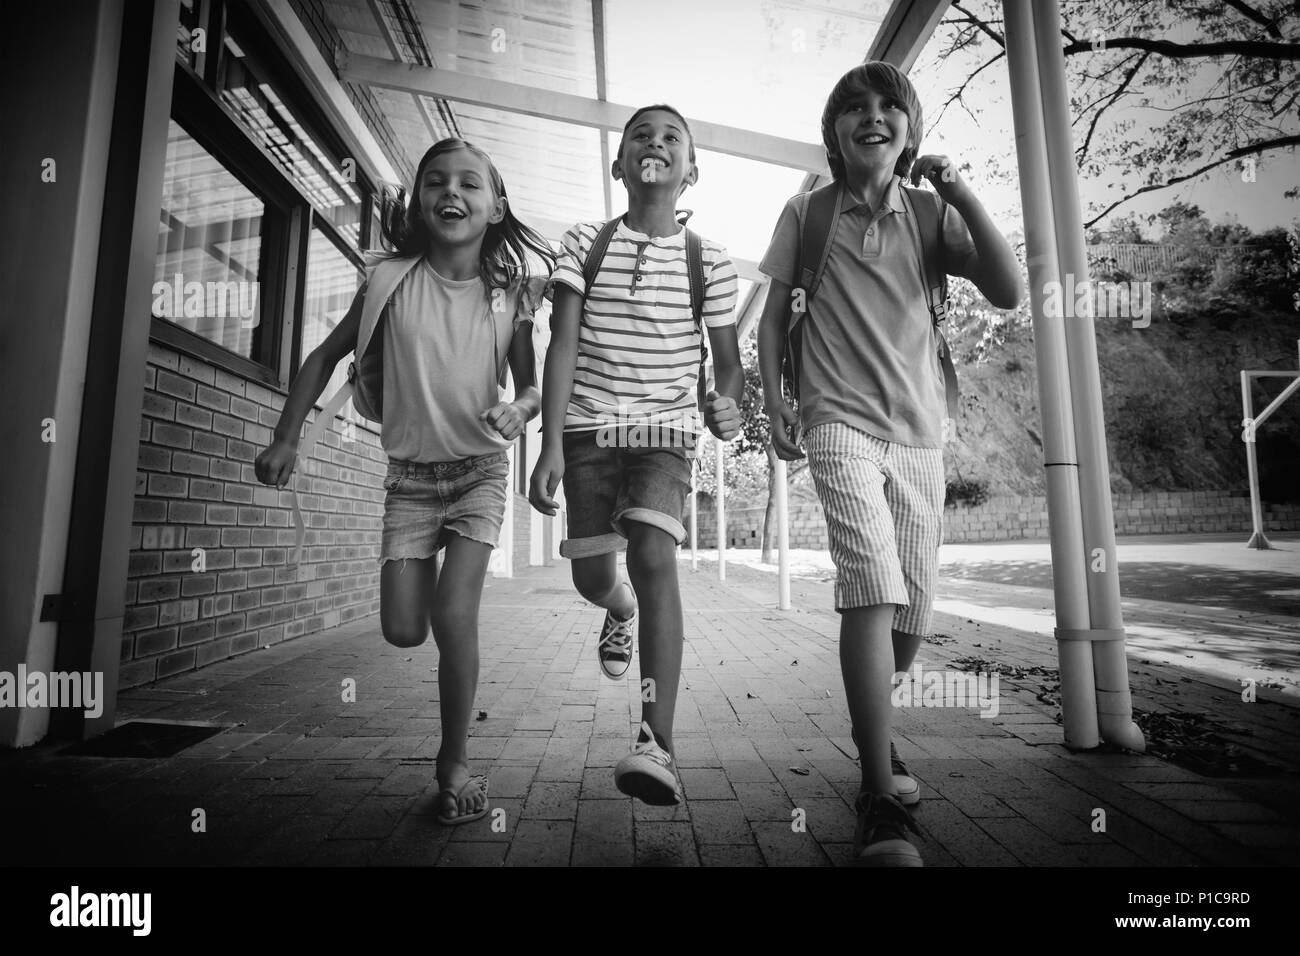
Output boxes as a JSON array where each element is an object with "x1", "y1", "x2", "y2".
[{"x1": 559, "y1": 510, "x2": 688, "y2": 559}]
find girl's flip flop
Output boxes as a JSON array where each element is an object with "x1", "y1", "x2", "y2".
[{"x1": 436, "y1": 775, "x2": 490, "y2": 826}]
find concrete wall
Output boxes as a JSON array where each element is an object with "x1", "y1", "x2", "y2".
[
  {"x1": 692, "y1": 491, "x2": 1300, "y2": 548},
  {"x1": 0, "y1": 2, "x2": 122, "y2": 746}
]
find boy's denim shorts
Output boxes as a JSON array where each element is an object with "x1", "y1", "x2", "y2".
[
  {"x1": 804, "y1": 423, "x2": 944, "y2": 636},
  {"x1": 558, "y1": 428, "x2": 693, "y2": 559},
  {"x1": 379, "y1": 452, "x2": 509, "y2": 564}
]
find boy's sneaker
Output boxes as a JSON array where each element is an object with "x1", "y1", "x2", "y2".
[
  {"x1": 890, "y1": 741, "x2": 921, "y2": 807},
  {"x1": 853, "y1": 791, "x2": 922, "y2": 867},
  {"x1": 614, "y1": 721, "x2": 681, "y2": 806},
  {"x1": 596, "y1": 600, "x2": 635, "y2": 680},
  {"x1": 851, "y1": 728, "x2": 921, "y2": 807}
]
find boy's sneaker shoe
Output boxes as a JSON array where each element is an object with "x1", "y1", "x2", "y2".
[
  {"x1": 853, "y1": 791, "x2": 922, "y2": 867},
  {"x1": 890, "y1": 741, "x2": 921, "y2": 807},
  {"x1": 597, "y1": 600, "x2": 635, "y2": 680},
  {"x1": 614, "y1": 721, "x2": 681, "y2": 806},
  {"x1": 851, "y1": 728, "x2": 921, "y2": 807}
]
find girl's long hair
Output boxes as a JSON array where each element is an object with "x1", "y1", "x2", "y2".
[{"x1": 377, "y1": 138, "x2": 556, "y2": 293}]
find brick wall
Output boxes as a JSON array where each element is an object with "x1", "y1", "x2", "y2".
[
  {"x1": 123, "y1": 342, "x2": 386, "y2": 689},
  {"x1": 691, "y1": 491, "x2": 1300, "y2": 548}
]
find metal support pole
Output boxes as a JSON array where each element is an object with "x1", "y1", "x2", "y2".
[
  {"x1": 690, "y1": 456, "x2": 699, "y2": 570},
  {"x1": 715, "y1": 436, "x2": 726, "y2": 581},
  {"x1": 775, "y1": 456, "x2": 790, "y2": 610},
  {"x1": 1004, "y1": 0, "x2": 1099, "y2": 749},
  {"x1": 1241, "y1": 371, "x2": 1270, "y2": 549}
]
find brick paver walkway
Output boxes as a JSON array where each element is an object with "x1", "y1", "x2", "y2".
[{"x1": 4, "y1": 557, "x2": 1297, "y2": 866}]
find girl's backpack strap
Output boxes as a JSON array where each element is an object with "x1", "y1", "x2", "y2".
[{"x1": 356, "y1": 254, "x2": 424, "y2": 360}]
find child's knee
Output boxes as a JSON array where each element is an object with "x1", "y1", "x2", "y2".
[
  {"x1": 571, "y1": 560, "x2": 617, "y2": 603},
  {"x1": 430, "y1": 605, "x2": 477, "y2": 641},
  {"x1": 382, "y1": 623, "x2": 428, "y2": 648},
  {"x1": 626, "y1": 528, "x2": 677, "y2": 581}
]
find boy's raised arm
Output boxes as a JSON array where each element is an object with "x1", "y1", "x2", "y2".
[{"x1": 911, "y1": 156, "x2": 1022, "y2": 310}]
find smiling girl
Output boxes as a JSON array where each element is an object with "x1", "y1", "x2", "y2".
[{"x1": 256, "y1": 138, "x2": 555, "y2": 825}]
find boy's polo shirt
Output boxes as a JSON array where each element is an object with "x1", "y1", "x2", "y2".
[
  {"x1": 548, "y1": 219, "x2": 738, "y2": 435},
  {"x1": 759, "y1": 176, "x2": 975, "y2": 448}
]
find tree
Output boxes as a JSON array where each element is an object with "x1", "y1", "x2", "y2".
[{"x1": 923, "y1": 0, "x2": 1299, "y2": 230}]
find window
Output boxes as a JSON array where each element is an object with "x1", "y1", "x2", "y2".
[
  {"x1": 301, "y1": 227, "x2": 364, "y2": 422},
  {"x1": 154, "y1": 119, "x2": 266, "y2": 361},
  {"x1": 218, "y1": 30, "x2": 364, "y2": 247}
]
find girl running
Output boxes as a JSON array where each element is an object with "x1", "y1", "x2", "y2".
[{"x1": 255, "y1": 138, "x2": 554, "y2": 825}]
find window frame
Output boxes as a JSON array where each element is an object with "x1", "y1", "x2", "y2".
[{"x1": 152, "y1": 0, "x2": 379, "y2": 392}]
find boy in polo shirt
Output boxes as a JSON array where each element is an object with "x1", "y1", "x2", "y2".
[
  {"x1": 757, "y1": 63, "x2": 1020, "y2": 865},
  {"x1": 530, "y1": 104, "x2": 742, "y2": 805}
]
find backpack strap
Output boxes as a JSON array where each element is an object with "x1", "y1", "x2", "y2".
[
  {"x1": 900, "y1": 186, "x2": 959, "y2": 426},
  {"x1": 798, "y1": 182, "x2": 843, "y2": 299},
  {"x1": 582, "y1": 219, "x2": 622, "y2": 296},
  {"x1": 783, "y1": 182, "x2": 842, "y2": 401},
  {"x1": 684, "y1": 227, "x2": 709, "y2": 406}
]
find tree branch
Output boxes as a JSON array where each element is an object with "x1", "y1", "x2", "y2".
[
  {"x1": 934, "y1": 50, "x2": 1006, "y2": 128},
  {"x1": 1062, "y1": 36, "x2": 1300, "y2": 59},
  {"x1": 950, "y1": 0, "x2": 1005, "y2": 48},
  {"x1": 1076, "y1": 52, "x2": 1150, "y2": 162},
  {"x1": 1084, "y1": 134, "x2": 1300, "y2": 229},
  {"x1": 1223, "y1": 0, "x2": 1285, "y2": 39}
]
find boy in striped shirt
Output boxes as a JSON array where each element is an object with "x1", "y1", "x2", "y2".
[{"x1": 530, "y1": 105, "x2": 742, "y2": 805}]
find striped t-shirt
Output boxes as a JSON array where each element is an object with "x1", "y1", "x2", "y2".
[{"x1": 549, "y1": 219, "x2": 739, "y2": 434}]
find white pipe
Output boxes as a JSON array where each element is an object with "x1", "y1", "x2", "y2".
[
  {"x1": 775, "y1": 456, "x2": 790, "y2": 610},
  {"x1": 1004, "y1": 0, "x2": 1098, "y2": 748},
  {"x1": 690, "y1": 457, "x2": 699, "y2": 570},
  {"x1": 1033, "y1": 0, "x2": 1143, "y2": 752},
  {"x1": 715, "y1": 437, "x2": 726, "y2": 581},
  {"x1": 1241, "y1": 371, "x2": 1270, "y2": 549},
  {"x1": 496, "y1": 442, "x2": 514, "y2": 578}
]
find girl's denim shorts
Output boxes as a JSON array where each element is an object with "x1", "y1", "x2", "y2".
[{"x1": 379, "y1": 452, "x2": 509, "y2": 564}]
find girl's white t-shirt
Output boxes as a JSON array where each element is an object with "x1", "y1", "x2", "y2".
[{"x1": 380, "y1": 260, "x2": 531, "y2": 463}]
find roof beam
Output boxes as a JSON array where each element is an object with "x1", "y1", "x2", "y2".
[
  {"x1": 591, "y1": 0, "x2": 613, "y2": 220},
  {"x1": 866, "y1": 0, "x2": 951, "y2": 72},
  {"x1": 336, "y1": 51, "x2": 829, "y2": 175}
]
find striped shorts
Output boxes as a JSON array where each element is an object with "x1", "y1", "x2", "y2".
[{"x1": 804, "y1": 423, "x2": 944, "y2": 635}]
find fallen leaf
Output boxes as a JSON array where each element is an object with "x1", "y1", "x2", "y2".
[
  {"x1": 746, "y1": 692, "x2": 757, "y2": 699},
  {"x1": 476, "y1": 711, "x2": 488, "y2": 721},
  {"x1": 789, "y1": 767, "x2": 810, "y2": 776}
]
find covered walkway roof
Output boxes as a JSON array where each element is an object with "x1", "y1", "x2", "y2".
[{"x1": 260, "y1": 0, "x2": 949, "y2": 333}]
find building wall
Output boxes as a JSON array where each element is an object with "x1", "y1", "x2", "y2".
[
  {"x1": 122, "y1": 342, "x2": 385, "y2": 688},
  {"x1": 692, "y1": 491, "x2": 1300, "y2": 548},
  {"x1": 0, "y1": 1, "x2": 124, "y2": 746},
  {"x1": 122, "y1": 340, "x2": 542, "y2": 688}
]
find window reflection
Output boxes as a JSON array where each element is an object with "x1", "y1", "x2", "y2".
[
  {"x1": 219, "y1": 33, "x2": 363, "y2": 247},
  {"x1": 154, "y1": 120, "x2": 264, "y2": 359},
  {"x1": 302, "y1": 228, "x2": 364, "y2": 422}
]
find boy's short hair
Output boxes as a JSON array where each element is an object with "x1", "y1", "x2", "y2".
[
  {"x1": 821, "y1": 62, "x2": 923, "y2": 181},
  {"x1": 618, "y1": 104, "x2": 697, "y2": 163}
]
